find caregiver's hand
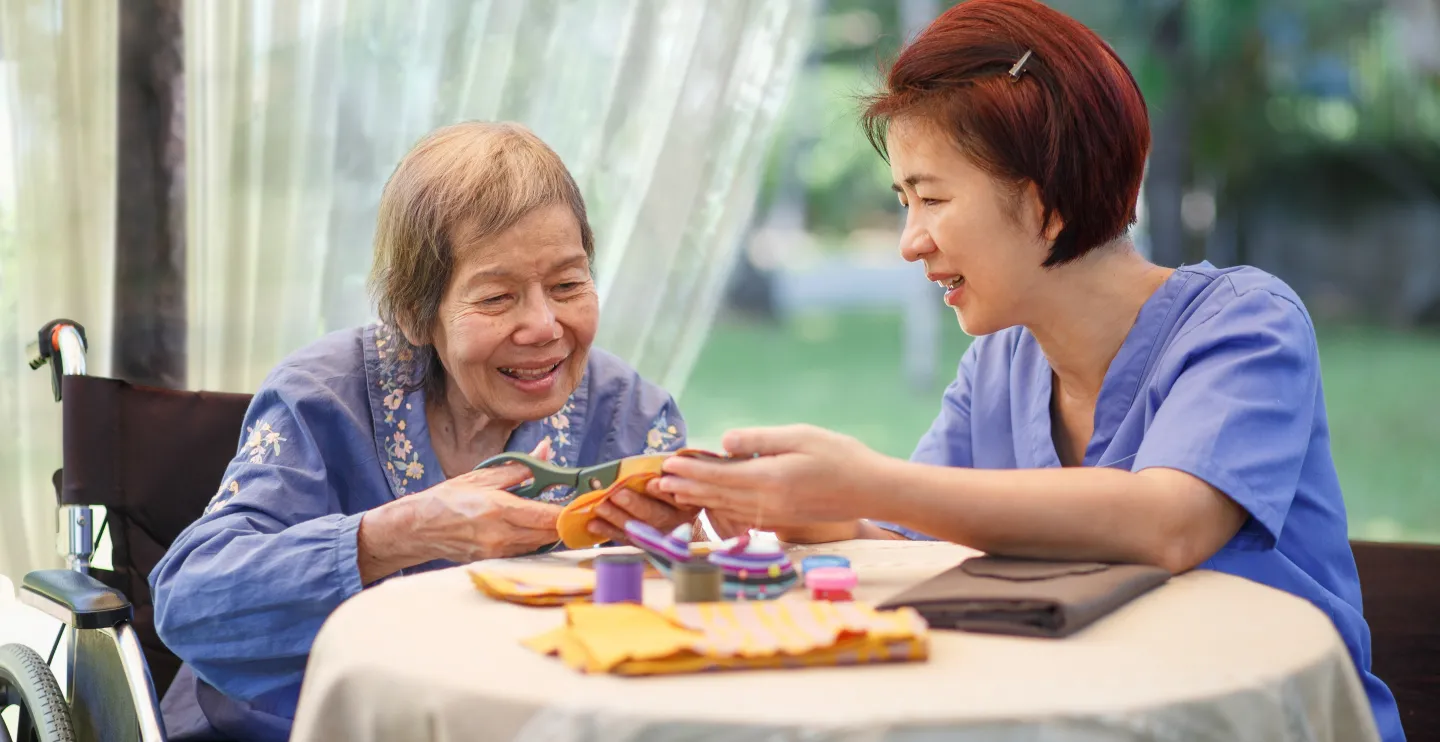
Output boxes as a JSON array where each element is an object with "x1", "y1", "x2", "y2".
[
  {"x1": 656, "y1": 424, "x2": 890, "y2": 532},
  {"x1": 357, "y1": 440, "x2": 563, "y2": 584}
]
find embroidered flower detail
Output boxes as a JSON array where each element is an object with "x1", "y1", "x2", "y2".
[
  {"x1": 205, "y1": 480, "x2": 241, "y2": 515},
  {"x1": 643, "y1": 409, "x2": 681, "y2": 454},
  {"x1": 373, "y1": 323, "x2": 426, "y2": 496},
  {"x1": 243, "y1": 422, "x2": 287, "y2": 464},
  {"x1": 391, "y1": 431, "x2": 413, "y2": 458},
  {"x1": 548, "y1": 402, "x2": 578, "y2": 466}
]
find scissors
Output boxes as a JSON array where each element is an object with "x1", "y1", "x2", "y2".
[
  {"x1": 473, "y1": 449, "x2": 751, "y2": 501},
  {"x1": 473, "y1": 449, "x2": 753, "y2": 555}
]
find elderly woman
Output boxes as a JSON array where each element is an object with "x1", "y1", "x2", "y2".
[
  {"x1": 659, "y1": 1, "x2": 1403, "y2": 739},
  {"x1": 150, "y1": 122, "x2": 692, "y2": 741}
]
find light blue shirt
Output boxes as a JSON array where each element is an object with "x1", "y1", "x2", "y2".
[
  {"x1": 878, "y1": 262, "x2": 1403, "y2": 741},
  {"x1": 150, "y1": 323, "x2": 685, "y2": 741}
]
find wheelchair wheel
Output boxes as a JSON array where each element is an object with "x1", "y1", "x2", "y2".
[{"x1": 0, "y1": 644, "x2": 74, "y2": 742}]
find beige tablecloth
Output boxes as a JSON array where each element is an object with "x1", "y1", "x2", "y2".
[{"x1": 291, "y1": 540, "x2": 1379, "y2": 742}]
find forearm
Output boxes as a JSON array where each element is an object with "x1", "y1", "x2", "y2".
[
  {"x1": 866, "y1": 461, "x2": 1206, "y2": 571},
  {"x1": 357, "y1": 496, "x2": 438, "y2": 585}
]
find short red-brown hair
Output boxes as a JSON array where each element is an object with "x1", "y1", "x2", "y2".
[{"x1": 863, "y1": 0, "x2": 1150, "y2": 266}]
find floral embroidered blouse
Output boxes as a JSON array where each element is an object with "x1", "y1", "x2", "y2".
[{"x1": 148, "y1": 323, "x2": 685, "y2": 742}]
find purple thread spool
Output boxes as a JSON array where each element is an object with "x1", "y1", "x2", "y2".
[{"x1": 594, "y1": 553, "x2": 645, "y2": 604}]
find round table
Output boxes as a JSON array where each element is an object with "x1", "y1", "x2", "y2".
[{"x1": 290, "y1": 540, "x2": 1380, "y2": 742}]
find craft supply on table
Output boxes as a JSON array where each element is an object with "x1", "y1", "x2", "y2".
[
  {"x1": 593, "y1": 553, "x2": 645, "y2": 604},
  {"x1": 673, "y1": 559, "x2": 722, "y2": 603},
  {"x1": 875, "y1": 556, "x2": 1170, "y2": 637},
  {"x1": 467, "y1": 566, "x2": 594, "y2": 606},
  {"x1": 625, "y1": 521, "x2": 799, "y2": 600},
  {"x1": 805, "y1": 566, "x2": 858, "y2": 602},
  {"x1": 522, "y1": 600, "x2": 930, "y2": 675},
  {"x1": 800, "y1": 555, "x2": 851, "y2": 573}
]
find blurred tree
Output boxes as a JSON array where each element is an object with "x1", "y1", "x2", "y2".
[
  {"x1": 757, "y1": 0, "x2": 1440, "y2": 247},
  {"x1": 1051, "y1": 0, "x2": 1440, "y2": 268}
]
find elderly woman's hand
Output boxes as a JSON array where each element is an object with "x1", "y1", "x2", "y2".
[
  {"x1": 357, "y1": 444, "x2": 563, "y2": 584},
  {"x1": 408, "y1": 465, "x2": 565, "y2": 560},
  {"x1": 655, "y1": 425, "x2": 891, "y2": 532},
  {"x1": 586, "y1": 479, "x2": 700, "y2": 544}
]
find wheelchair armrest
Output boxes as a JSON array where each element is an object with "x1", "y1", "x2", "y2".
[{"x1": 20, "y1": 569, "x2": 133, "y2": 630}]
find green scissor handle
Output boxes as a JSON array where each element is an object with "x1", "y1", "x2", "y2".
[
  {"x1": 472, "y1": 452, "x2": 624, "y2": 501},
  {"x1": 473, "y1": 452, "x2": 576, "y2": 500}
]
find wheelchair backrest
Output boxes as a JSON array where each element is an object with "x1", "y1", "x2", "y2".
[{"x1": 58, "y1": 374, "x2": 253, "y2": 696}]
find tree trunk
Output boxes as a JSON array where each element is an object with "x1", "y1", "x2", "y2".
[{"x1": 112, "y1": 0, "x2": 185, "y2": 388}]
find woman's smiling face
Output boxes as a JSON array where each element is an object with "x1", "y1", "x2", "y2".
[
  {"x1": 887, "y1": 117, "x2": 1061, "y2": 336},
  {"x1": 422, "y1": 203, "x2": 599, "y2": 424}
]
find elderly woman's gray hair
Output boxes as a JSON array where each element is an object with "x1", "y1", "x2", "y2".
[{"x1": 368, "y1": 121, "x2": 595, "y2": 347}]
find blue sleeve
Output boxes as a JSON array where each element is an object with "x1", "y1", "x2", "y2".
[
  {"x1": 149, "y1": 373, "x2": 366, "y2": 711},
  {"x1": 868, "y1": 347, "x2": 979, "y2": 540},
  {"x1": 1132, "y1": 287, "x2": 1320, "y2": 550}
]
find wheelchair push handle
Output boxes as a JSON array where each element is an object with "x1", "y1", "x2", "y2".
[{"x1": 29, "y1": 319, "x2": 88, "y2": 401}]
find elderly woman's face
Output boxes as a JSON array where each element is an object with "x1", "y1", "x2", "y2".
[
  {"x1": 430, "y1": 203, "x2": 598, "y2": 423},
  {"x1": 887, "y1": 118, "x2": 1059, "y2": 336}
]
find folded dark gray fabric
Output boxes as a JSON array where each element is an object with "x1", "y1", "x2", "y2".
[{"x1": 876, "y1": 556, "x2": 1170, "y2": 638}]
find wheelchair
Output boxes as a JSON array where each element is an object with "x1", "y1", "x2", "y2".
[{"x1": 1, "y1": 320, "x2": 252, "y2": 742}]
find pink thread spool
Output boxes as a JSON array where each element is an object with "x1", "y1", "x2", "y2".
[{"x1": 805, "y1": 566, "x2": 857, "y2": 602}]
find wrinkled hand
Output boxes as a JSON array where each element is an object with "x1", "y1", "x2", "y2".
[
  {"x1": 587, "y1": 476, "x2": 700, "y2": 544},
  {"x1": 411, "y1": 464, "x2": 564, "y2": 562},
  {"x1": 358, "y1": 441, "x2": 563, "y2": 584},
  {"x1": 655, "y1": 424, "x2": 890, "y2": 531}
]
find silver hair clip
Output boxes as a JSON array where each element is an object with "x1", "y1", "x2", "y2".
[{"x1": 1008, "y1": 49, "x2": 1033, "y2": 81}]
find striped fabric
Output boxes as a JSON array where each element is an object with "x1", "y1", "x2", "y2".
[{"x1": 522, "y1": 601, "x2": 929, "y2": 675}]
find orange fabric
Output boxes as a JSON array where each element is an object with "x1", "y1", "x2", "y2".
[
  {"x1": 555, "y1": 475, "x2": 656, "y2": 548},
  {"x1": 554, "y1": 448, "x2": 730, "y2": 548},
  {"x1": 467, "y1": 566, "x2": 595, "y2": 606}
]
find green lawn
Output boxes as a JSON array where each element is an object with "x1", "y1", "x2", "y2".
[{"x1": 680, "y1": 311, "x2": 1440, "y2": 544}]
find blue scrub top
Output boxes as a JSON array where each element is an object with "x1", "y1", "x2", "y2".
[{"x1": 877, "y1": 262, "x2": 1403, "y2": 741}]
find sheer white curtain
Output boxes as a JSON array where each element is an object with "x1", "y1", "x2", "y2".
[
  {"x1": 0, "y1": 0, "x2": 116, "y2": 583},
  {"x1": 186, "y1": 0, "x2": 814, "y2": 396}
]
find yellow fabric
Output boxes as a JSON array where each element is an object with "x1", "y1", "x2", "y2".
[
  {"x1": 554, "y1": 448, "x2": 731, "y2": 549},
  {"x1": 467, "y1": 567, "x2": 594, "y2": 606},
  {"x1": 525, "y1": 600, "x2": 929, "y2": 675}
]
